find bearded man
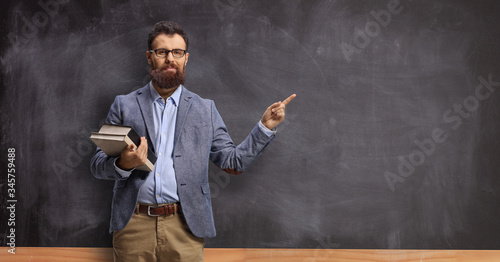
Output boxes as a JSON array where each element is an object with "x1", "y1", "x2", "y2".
[{"x1": 91, "y1": 21, "x2": 295, "y2": 262}]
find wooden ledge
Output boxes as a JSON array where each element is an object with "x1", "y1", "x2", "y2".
[{"x1": 1, "y1": 247, "x2": 500, "y2": 261}]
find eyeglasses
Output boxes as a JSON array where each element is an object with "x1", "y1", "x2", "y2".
[{"x1": 149, "y1": 48, "x2": 186, "y2": 58}]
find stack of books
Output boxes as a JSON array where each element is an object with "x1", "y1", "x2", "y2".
[{"x1": 90, "y1": 124, "x2": 156, "y2": 172}]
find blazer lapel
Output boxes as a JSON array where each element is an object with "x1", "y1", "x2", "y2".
[
  {"x1": 174, "y1": 87, "x2": 193, "y2": 148},
  {"x1": 136, "y1": 86, "x2": 157, "y2": 153}
]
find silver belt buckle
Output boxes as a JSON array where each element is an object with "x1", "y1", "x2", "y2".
[{"x1": 147, "y1": 206, "x2": 161, "y2": 217}]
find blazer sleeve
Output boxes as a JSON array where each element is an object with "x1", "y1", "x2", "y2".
[
  {"x1": 209, "y1": 101, "x2": 275, "y2": 175},
  {"x1": 90, "y1": 96, "x2": 128, "y2": 181}
]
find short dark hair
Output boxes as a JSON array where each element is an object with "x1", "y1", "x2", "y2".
[{"x1": 148, "y1": 21, "x2": 189, "y2": 51}]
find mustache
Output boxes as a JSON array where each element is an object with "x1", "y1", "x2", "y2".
[{"x1": 158, "y1": 62, "x2": 180, "y2": 71}]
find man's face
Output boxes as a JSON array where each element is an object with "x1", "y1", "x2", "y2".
[{"x1": 147, "y1": 33, "x2": 189, "y2": 90}]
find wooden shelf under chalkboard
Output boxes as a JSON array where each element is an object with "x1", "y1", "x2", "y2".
[{"x1": 1, "y1": 247, "x2": 500, "y2": 262}]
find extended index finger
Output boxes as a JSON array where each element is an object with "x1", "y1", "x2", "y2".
[{"x1": 282, "y1": 94, "x2": 297, "y2": 106}]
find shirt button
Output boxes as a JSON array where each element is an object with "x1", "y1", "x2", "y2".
[
  {"x1": 159, "y1": 153, "x2": 162, "y2": 156},
  {"x1": 156, "y1": 173, "x2": 160, "y2": 176},
  {"x1": 157, "y1": 195, "x2": 160, "y2": 198}
]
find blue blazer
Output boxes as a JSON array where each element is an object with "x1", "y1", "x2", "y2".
[{"x1": 90, "y1": 85, "x2": 275, "y2": 238}]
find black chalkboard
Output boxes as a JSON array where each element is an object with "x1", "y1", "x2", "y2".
[{"x1": 2, "y1": 0, "x2": 500, "y2": 249}]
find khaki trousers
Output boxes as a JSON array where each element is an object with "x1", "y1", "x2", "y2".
[{"x1": 113, "y1": 205, "x2": 204, "y2": 262}]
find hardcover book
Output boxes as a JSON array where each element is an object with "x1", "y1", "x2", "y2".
[{"x1": 90, "y1": 124, "x2": 156, "y2": 172}]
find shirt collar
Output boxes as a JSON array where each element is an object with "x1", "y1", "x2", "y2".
[{"x1": 148, "y1": 82, "x2": 183, "y2": 107}]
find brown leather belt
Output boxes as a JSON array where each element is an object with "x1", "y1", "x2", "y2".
[{"x1": 137, "y1": 203, "x2": 181, "y2": 217}]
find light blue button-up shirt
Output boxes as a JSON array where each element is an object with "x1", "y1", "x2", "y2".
[
  {"x1": 115, "y1": 82, "x2": 275, "y2": 205},
  {"x1": 136, "y1": 83, "x2": 182, "y2": 204}
]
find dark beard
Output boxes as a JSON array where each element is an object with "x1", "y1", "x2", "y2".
[{"x1": 149, "y1": 62, "x2": 185, "y2": 89}]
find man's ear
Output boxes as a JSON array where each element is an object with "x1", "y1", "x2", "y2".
[
  {"x1": 185, "y1": 52, "x2": 189, "y2": 66},
  {"x1": 146, "y1": 51, "x2": 152, "y2": 65}
]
